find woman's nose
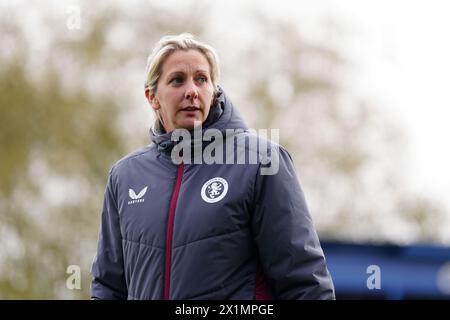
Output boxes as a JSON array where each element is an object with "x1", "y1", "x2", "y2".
[{"x1": 185, "y1": 83, "x2": 199, "y2": 100}]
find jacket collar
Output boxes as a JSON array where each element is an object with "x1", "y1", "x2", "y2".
[{"x1": 149, "y1": 87, "x2": 248, "y2": 155}]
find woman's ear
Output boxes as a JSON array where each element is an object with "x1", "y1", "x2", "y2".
[{"x1": 145, "y1": 88, "x2": 160, "y2": 110}]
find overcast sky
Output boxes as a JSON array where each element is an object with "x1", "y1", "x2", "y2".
[
  {"x1": 249, "y1": 0, "x2": 450, "y2": 209},
  {"x1": 329, "y1": 0, "x2": 450, "y2": 201}
]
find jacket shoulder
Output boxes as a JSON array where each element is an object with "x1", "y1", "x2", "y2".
[
  {"x1": 238, "y1": 131, "x2": 291, "y2": 161},
  {"x1": 110, "y1": 144, "x2": 156, "y2": 175}
]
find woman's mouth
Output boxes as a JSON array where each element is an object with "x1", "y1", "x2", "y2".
[{"x1": 180, "y1": 106, "x2": 200, "y2": 112}]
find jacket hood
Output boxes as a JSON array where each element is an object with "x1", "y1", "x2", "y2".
[{"x1": 149, "y1": 87, "x2": 248, "y2": 154}]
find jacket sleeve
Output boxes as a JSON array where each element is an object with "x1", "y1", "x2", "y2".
[
  {"x1": 91, "y1": 168, "x2": 128, "y2": 299},
  {"x1": 252, "y1": 146, "x2": 335, "y2": 300}
]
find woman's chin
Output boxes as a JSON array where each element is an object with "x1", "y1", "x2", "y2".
[{"x1": 178, "y1": 118, "x2": 203, "y2": 130}]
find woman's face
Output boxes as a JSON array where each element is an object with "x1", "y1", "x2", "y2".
[{"x1": 146, "y1": 49, "x2": 214, "y2": 132}]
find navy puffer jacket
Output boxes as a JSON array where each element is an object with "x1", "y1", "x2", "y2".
[{"x1": 91, "y1": 88, "x2": 335, "y2": 299}]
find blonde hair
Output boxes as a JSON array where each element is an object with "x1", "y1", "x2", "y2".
[{"x1": 144, "y1": 33, "x2": 220, "y2": 94}]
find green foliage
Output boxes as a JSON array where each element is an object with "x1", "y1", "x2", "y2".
[
  {"x1": 0, "y1": 2, "x2": 206, "y2": 299},
  {"x1": 0, "y1": 1, "x2": 445, "y2": 299}
]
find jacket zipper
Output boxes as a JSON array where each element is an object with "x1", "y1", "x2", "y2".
[{"x1": 164, "y1": 162, "x2": 184, "y2": 300}]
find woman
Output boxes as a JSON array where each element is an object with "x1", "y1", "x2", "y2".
[{"x1": 91, "y1": 33, "x2": 335, "y2": 300}]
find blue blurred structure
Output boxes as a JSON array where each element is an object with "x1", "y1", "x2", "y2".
[{"x1": 321, "y1": 241, "x2": 450, "y2": 299}]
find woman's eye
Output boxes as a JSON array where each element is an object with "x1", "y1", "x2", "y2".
[
  {"x1": 197, "y1": 76, "x2": 208, "y2": 83},
  {"x1": 170, "y1": 77, "x2": 183, "y2": 85}
]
